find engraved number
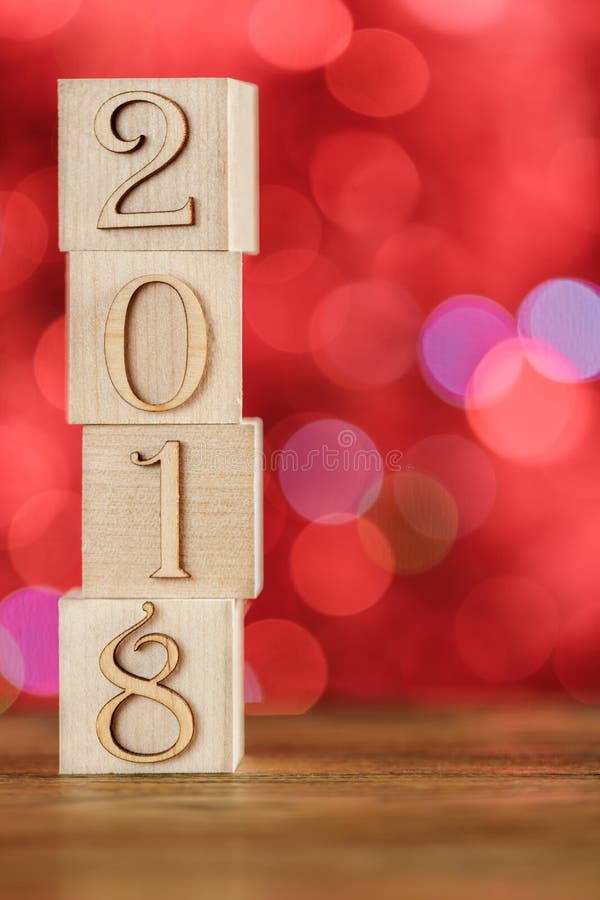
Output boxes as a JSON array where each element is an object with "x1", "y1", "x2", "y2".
[
  {"x1": 94, "y1": 91, "x2": 194, "y2": 229},
  {"x1": 104, "y1": 274, "x2": 207, "y2": 412},
  {"x1": 131, "y1": 440, "x2": 189, "y2": 579},
  {"x1": 96, "y1": 601, "x2": 194, "y2": 763}
]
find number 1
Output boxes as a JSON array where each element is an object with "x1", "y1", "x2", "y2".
[{"x1": 131, "y1": 441, "x2": 189, "y2": 579}]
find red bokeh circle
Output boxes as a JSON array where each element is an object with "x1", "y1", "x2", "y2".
[
  {"x1": 326, "y1": 28, "x2": 429, "y2": 117},
  {"x1": 33, "y1": 316, "x2": 66, "y2": 411},
  {"x1": 245, "y1": 618, "x2": 328, "y2": 714},
  {"x1": 455, "y1": 576, "x2": 559, "y2": 683},
  {"x1": 310, "y1": 129, "x2": 420, "y2": 233},
  {"x1": 554, "y1": 606, "x2": 600, "y2": 704},
  {"x1": 245, "y1": 184, "x2": 322, "y2": 284},
  {"x1": 0, "y1": 191, "x2": 48, "y2": 295},
  {"x1": 310, "y1": 280, "x2": 422, "y2": 389},
  {"x1": 248, "y1": 0, "x2": 352, "y2": 71},
  {"x1": 290, "y1": 519, "x2": 394, "y2": 616},
  {"x1": 8, "y1": 490, "x2": 82, "y2": 591}
]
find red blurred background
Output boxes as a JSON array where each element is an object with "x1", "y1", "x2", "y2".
[{"x1": 1, "y1": 0, "x2": 600, "y2": 716}]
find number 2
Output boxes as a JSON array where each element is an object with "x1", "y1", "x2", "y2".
[{"x1": 94, "y1": 91, "x2": 194, "y2": 229}]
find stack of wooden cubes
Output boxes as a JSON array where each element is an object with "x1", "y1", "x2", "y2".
[{"x1": 57, "y1": 78, "x2": 262, "y2": 774}]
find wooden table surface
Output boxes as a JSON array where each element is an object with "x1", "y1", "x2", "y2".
[{"x1": 1, "y1": 707, "x2": 599, "y2": 899}]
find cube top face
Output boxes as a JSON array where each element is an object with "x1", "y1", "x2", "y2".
[
  {"x1": 59, "y1": 594, "x2": 244, "y2": 774},
  {"x1": 82, "y1": 422, "x2": 263, "y2": 600},
  {"x1": 68, "y1": 251, "x2": 242, "y2": 424},
  {"x1": 58, "y1": 78, "x2": 258, "y2": 252}
]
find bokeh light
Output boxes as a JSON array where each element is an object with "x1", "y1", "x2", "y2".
[
  {"x1": 554, "y1": 606, "x2": 600, "y2": 704},
  {"x1": 53, "y1": 0, "x2": 159, "y2": 74},
  {"x1": 455, "y1": 576, "x2": 559, "y2": 683},
  {"x1": 290, "y1": 520, "x2": 394, "y2": 616},
  {"x1": 400, "y1": 0, "x2": 507, "y2": 34},
  {"x1": 0, "y1": 587, "x2": 60, "y2": 696},
  {"x1": 404, "y1": 434, "x2": 496, "y2": 536},
  {"x1": 0, "y1": 0, "x2": 81, "y2": 40},
  {"x1": 248, "y1": 0, "x2": 352, "y2": 71},
  {"x1": 325, "y1": 28, "x2": 429, "y2": 118},
  {"x1": 547, "y1": 137, "x2": 600, "y2": 234},
  {"x1": 396, "y1": 611, "x2": 480, "y2": 707},
  {"x1": 466, "y1": 338, "x2": 589, "y2": 463},
  {"x1": 15, "y1": 167, "x2": 60, "y2": 264},
  {"x1": 419, "y1": 295, "x2": 515, "y2": 406},
  {"x1": 0, "y1": 419, "x2": 70, "y2": 531},
  {"x1": 244, "y1": 661, "x2": 263, "y2": 703},
  {"x1": 263, "y1": 471, "x2": 287, "y2": 556},
  {"x1": 245, "y1": 184, "x2": 322, "y2": 284},
  {"x1": 361, "y1": 472, "x2": 458, "y2": 575},
  {"x1": 513, "y1": 501, "x2": 600, "y2": 623},
  {"x1": 245, "y1": 618, "x2": 328, "y2": 714},
  {"x1": 0, "y1": 625, "x2": 25, "y2": 713},
  {"x1": 309, "y1": 280, "x2": 422, "y2": 390},
  {"x1": 517, "y1": 279, "x2": 600, "y2": 382},
  {"x1": 278, "y1": 419, "x2": 383, "y2": 524},
  {"x1": 8, "y1": 490, "x2": 81, "y2": 590},
  {"x1": 310, "y1": 129, "x2": 420, "y2": 233},
  {"x1": 245, "y1": 254, "x2": 343, "y2": 353},
  {"x1": 33, "y1": 316, "x2": 66, "y2": 411},
  {"x1": 0, "y1": 191, "x2": 48, "y2": 296}
]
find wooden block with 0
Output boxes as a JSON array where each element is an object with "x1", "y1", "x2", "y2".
[
  {"x1": 68, "y1": 250, "x2": 242, "y2": 424},
  {"x1": 59, "y1": 593, "x2": 244, "y2": 773},
  {"x1": 58, "y1": 78, "x2": 258, "y2": 252},
  {"x1": 82, "y1": 421, "x2": 263, "y2": 600}
]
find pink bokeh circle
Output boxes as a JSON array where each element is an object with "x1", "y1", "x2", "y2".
[
  {"x1": 0, "y1": 587, "x2": 60, "y2": 696},
  {"x1": 278, "y1": 419, "x2": 383, "y2": 524},
  {"x1": 419, "y1": 295, "x2": 515, "y2": 406},
  {"x1": 0, "y1": 625, "x2": 25, "y2": 712}
]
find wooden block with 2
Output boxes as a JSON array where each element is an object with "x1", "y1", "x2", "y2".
[{"x1": 59, "y1": 78, "x2": 258, "y2": 252}]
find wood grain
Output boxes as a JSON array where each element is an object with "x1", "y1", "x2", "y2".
[
  {"x1": 82, "y1": 421, "x2": 263, "y2": 599},
  {"x1": 68, "y1": 251, "x2": 242, "y2": 424},
  {"x1": 59, "y1": 593, "x2": 244, "y2": 774},
  {"x1": 59, "y1": 78, "x2": 258, "y2": 252},
  {"x1": 1, "y1": 708, "x2": 599, "y2": 899}
]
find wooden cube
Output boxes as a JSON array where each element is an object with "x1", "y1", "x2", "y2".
[
  {"x1": 82, "y1": 422, "x2": 263, "y2": 599},
  {"x1": 67, "y1": 250, "x2": 242, "y2": 424},
  {"x1": 59, "y1": 78, "x2": 258, "y2": 252},
  {"x1": 59, "y1": 593, "x2": 244, "y2": 773}
]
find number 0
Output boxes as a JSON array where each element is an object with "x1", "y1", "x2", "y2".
[{"x1": 104, "y1": 274, "x2": 207, "y2": 412}]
